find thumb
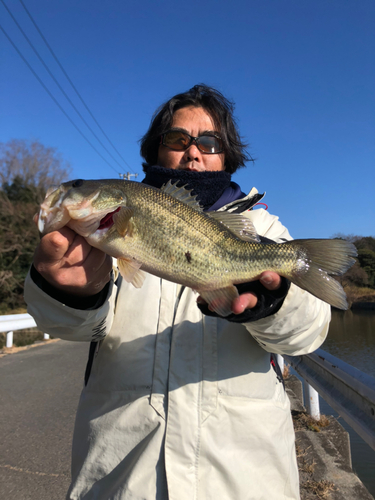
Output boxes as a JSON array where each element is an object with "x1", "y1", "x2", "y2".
[
  {"x1": 36, "y1": 227, "x2": 77, "y2": 263},
  {"x1": 259, "y1": 272, "x2": 282, "y2": 291}
]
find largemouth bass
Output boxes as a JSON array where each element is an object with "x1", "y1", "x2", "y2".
[{"x1": 37, "y1": 178, "x2": 357, "y2": 315}]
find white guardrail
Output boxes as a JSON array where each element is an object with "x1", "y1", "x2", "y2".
[
  {"x1": 0, "y1": 313, "x2": 49, "y2": 348},
  {"x1": 1, "y1": 314, "x2": 374, "y2": 451},
  {"x1": 278, "y1": 350, "x2": 375, "y2": 452}
]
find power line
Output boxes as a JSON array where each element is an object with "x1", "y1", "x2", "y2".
[
  {"x1": 1, "y1": 0, "x2": 132, "y2": 173},
  {"x1": 18, "y1": 0, "x2": 134, "y2": 172},
  {"x1": 0, "y1": 24, "x2": 120, "y2": 175}
]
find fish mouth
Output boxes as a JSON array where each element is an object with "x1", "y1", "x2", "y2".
[
  {"x1": 98, "y1": 207, "x2": 121, "y2": 230},
  {"x1": 38, "y1": 188, "x2": 69, "y2": 234}
]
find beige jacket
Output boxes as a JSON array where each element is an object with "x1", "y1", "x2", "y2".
[{"x1": 25, "y1": 191, "x2": 330, "y2": 500}]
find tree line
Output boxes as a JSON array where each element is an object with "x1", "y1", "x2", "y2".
[
  {"x1": 334, "y1": 234, "x2": 375, "y2": 290},
  {"x1": 0, "y1": 139, "x2": 70, "y2": 312},
  {"x1": 0, "y1": 139, "x2": 374, "y2": 313}
]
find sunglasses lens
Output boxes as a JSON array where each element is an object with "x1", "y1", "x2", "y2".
[
  {"x1": 197, "y1": 135, "x2": 223, "y2": 153},
  {"x1": 162, "y1": 131, "x2": 223, "y2": 153},
  {"x1": 163, "y1": 131, "x2": 190, "y2": 150}
]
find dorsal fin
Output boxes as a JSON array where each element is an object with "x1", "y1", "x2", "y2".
[
  {"x1": 161, "y1": 180, "x2": 203, "y2": 211},
  {"x1": 208, "y1": 212, "x2": 260, "y2": 242}
]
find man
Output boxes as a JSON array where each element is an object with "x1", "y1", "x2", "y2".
[{"x1": 25, "y1": 84, "x2": 330, "y2": 499}]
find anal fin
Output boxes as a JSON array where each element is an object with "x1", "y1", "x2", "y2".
[{"x1": 198, "y1": 285, "x2": 239, "y2": 317}]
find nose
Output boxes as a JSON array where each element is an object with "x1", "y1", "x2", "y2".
[{"x1": 183, "y1": 142, "x2": 201, "y2": 162}]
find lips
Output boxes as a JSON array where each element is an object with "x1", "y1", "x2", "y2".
[
  {"x1": 98, "y1": 207, "x2": 121, "y2": 230},
  {"x1": 179, "y1": 162, "x2": 205, "y2": 172}
]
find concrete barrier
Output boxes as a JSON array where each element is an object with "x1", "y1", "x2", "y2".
[{"x1": 286, "y1": 375, "x2": 374, "y2": 500}]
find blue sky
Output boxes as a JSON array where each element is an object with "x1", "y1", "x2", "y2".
[{"x1": 1, "y1": 0, "x2": 374, "y2": 238}]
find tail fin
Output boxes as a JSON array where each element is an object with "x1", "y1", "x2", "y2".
[{"x1": 287, "y1": 239, "x2": 357, "y2": 310}]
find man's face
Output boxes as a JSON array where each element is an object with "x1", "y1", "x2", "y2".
[{"x1": 157, "y1": 106, "x2": 225, "y2": 172}]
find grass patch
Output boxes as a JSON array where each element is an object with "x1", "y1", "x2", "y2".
[
  {"x1": 293, "y1": 411, "x2": 330, "y2": 433},
  {"x1": 0, "y1": 305, "x2": 28, "y2": 315},
  {"x1": 302, "y1": 479, "x2": 336, "y2": 498},
  {"x1": 283, "y1": 364, "x2": 290, "y2": 379}
]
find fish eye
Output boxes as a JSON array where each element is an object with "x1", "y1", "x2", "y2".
[{"x1": 72, "y1": 179, "x2": 84, "y2": 188}]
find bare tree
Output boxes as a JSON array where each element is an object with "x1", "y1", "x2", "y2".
[
  {"x1": 0, "y1": 139, "x2": 71, "y2": 312},
  {"x1": 0, "y1": 139, "x2": 71, "y2": 192},
  {"x1": 342, "y1": 261, "x2": 369, "y2": 288}
]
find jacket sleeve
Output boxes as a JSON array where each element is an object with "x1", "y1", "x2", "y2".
[
  {"x1": 243, "y1": 208, "x2": 331, "y2": 356},
  {"x1": 24, "y1": 269, "x2": 117, "y2": 342}
]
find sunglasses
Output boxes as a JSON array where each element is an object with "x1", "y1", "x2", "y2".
[{"x1": 160, "y1": 129, "x2": 224, "y2": 154}]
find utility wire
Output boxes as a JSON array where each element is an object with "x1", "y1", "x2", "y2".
[
  {"x1": 0, "y1": 24, "x2": 120, "y2": 175},
  {"x1": 18, "y1": 0, "x2": 134, "y2": 172},
  {"x1": 1, "y1": 0, "x2": 130, "y2": 173}
]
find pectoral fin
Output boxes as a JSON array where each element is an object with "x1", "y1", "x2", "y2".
[
  {"x1": 114, "y1": 207, "x2": 135, "y2": 237},
  {"x1": 117, "y1": 257, "x2": 146, "y2": 288},
  {"x1": 198, "y1": 285, "x2": 239, "y2": 317}
]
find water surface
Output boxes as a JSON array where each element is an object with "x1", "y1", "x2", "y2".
[{"x1": 318, "y1": 309, "x2": 375, "y2": 496}]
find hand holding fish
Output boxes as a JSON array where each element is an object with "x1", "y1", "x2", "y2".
[
  {"x1": 33, "y1": 227, "x2": 112, "y2": 297},
  {"x1": 198, "y1": 271, "x2": 282, "y2": 314},
  {"x1": 232, "y1": 272, "x2": 282, "y2": 313}
]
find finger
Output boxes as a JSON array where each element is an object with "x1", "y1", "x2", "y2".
[
  {"x1": 259, "y1": 272, "x2": 282, "y2": 291},
  {"x1": 198, "y1": 292, "x2": 258, "y2": 314},
  {"x1": 89, "y1": 255, "x2": 113, "y2": 292},
  {"x1": 48, "y1": 249, "x2": 112, "y2": 295},
  {"x1": 84, "y1": 248, "x2": 112, "y2": 280},
  {"x1": 231, "y1": 292, "x2": 258, "y2": 314},
  {"x1": 61, "y1": 243, "x2": 111, "y2": 290},
  {"x1": 75, "y1": 247, "x2": 112, "y2": 292},
  {"x1": 35, "y1": 228, "x2": 77, "y2": 265},
  {"x1": 63, "y1": 234, "x2": 95, "y2": 266}
]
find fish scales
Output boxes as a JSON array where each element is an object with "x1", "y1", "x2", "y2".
[
  {"x1": 111, "y1": 182, "x2": 293, "y2": 289},
  {"x1": 106, "y1": 182, "x2": 245, "y2": 289},
  {"x1": 37, "y1": 179, "x2": 357, "y2": 315}
]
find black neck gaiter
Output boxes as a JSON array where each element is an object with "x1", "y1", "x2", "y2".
[{"x1": 142, "y1": 165, "x2": 232, "y2": 210}]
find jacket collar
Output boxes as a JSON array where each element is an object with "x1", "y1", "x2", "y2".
[{"x1": 216, "y1": 187, "x2": 266, "y2": 213}]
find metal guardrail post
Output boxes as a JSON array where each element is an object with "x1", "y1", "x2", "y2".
[
  {"x1": 303, "y1": 380, "x2": 320, "y2": 420},
  {"x1": 276, "y1": 354, "x2": 284, "y2": 374},
  {"x1": 284, "y1": 348, "x2": 375, "y2": 451},
  {"x1": 6, "y1": 331, "x2": 13, "y2": 348},
  {"x1": 278, "y1": 353, "x2": 321, "y2": 419}
]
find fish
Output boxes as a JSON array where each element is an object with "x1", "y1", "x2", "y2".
[{"x1": 37, "y1": 178, "x2": 357, "y2": 315}]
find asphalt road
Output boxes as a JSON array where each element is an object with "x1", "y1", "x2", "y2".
[{"x1": 0, "y1": 340, "x2": 89, "y2": 500}]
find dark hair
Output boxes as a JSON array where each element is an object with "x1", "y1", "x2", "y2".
[{"x1": 139, "y1": 84, "x2": 252, "y2": 174}]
